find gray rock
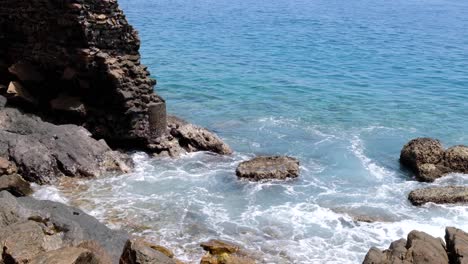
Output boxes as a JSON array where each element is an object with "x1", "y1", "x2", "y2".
[
  {"x1": 149, "y1": 115, "x2": 232, "y2": 157},
  {"x1": 236, "y1": 156, "x2": 300, "y2": 181},
  {"x1": 0, "y1": 95, "x2": 6, "y2": 109},
  {"x1": 119, "y1": 238, "x2": 176, "y2": 264},
  {"x1": 0, "y1": 174, "x2": 33, "y2": 196},
  {"x1": 0, "y1": 107, "x2": 132, "y2": 183},
  {"x1": 363, "y1": 230, "x2": 449, "y2": 264},
  {"x1": 0, "y1": 191, "x2": 129, "y2": 263},
  {"x1": 445, "y1": 227, "x2": 468, "y2": 264},
  {"x1": 408, "y1": 186, "x2": 468, "y2": 206}
]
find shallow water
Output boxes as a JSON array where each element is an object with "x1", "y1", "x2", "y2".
[{"x1": 35, "y1": 0, "x2": 468, "y2": 263}]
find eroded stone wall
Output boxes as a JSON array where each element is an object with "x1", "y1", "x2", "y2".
[{"x1": 0, "y1": 0, "x2": 166, "y2": 148}]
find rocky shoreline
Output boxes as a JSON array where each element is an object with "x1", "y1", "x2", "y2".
[{"x1": 0, "y1": 0, "x2": 467, "y2": 263}]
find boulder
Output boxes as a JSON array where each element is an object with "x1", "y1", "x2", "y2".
[
  {"x1": 0, "y1": 107, "x2": 132, "y2": 183},
  {"x1": 0, "y1": 174, "x2": 33, "y2": 196},
  {"x1": 400, "y1": 138, "x2": 468, "y2": 182},
  {"x1": 445, "y1": 227, "x2": 468, "y2": 264},
  {"x1": 408, "y1": 186, "x2": 468, "y2": 206},
  {"x1": 363, "y1": 230, "x2": 449, "y2": 264},
  {"x1": 119, "y1": 238, "x2": 176, "y2": 264},
  {"x1": 200, "y1": 239, "x2": 255, "y2": 264},
  {"x1": 29, "y1": 247, "x2": 100, "y2": 264},
  {"x1": 236, "y1": 156, "x2": 300, "y2": 181},
  {"x1": 0, "y1": 191, "x2": 129, "y2": 263}
]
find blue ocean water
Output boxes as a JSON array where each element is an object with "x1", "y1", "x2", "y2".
[{"x1": 36, "y1": 0, "x2": 468, "y2": 263}]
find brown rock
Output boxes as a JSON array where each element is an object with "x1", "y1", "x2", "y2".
[
  {"x1": 0, "y1": 221, "x2": 64, "y2": 263},
  {"x1": 29, "y1": 247, "x2": 100, "y2": 264},
  {"x1": 408, "y1": 186, "x2": 468, "y2": 206},
  {"x1": 0, "y1": 174, "x2": 33, "y2": 196},
  {"x1": 119, "y1": 238, "x2": 176, "y2": 264},
  {"x1": 8, "y1": 62, "x2": 44, "y2": 82},
  {"x1": 444, "y1": 146, "x2": 468, "y2": 173},
  {"x1": 363, "y1": 230, "x2": 448, "y2": 264},
  {"x1": 200, "y1": 240, "x2": 255, "y2": 264},
  {"x1": 236, "y1": 156, "x2": 300, "y2": 181},
  {"x1": 0, "y1": 157, "x2": 17, "y2": 175},
  {"x1": 445, "y1": 227, "x2": 468, "y2": 264}
]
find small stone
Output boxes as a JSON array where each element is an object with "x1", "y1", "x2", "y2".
[
  {"x1": 8, "y1": 62, "x2": 44, "y2": 82},
  {"x1": 50, "y1": 94, "x2": 86, "y2": 116},
  {"x1": 200, "y1": 240, "x2": 255, "y2": 264},
  {"x1": 119, "y1": 238, "x2": 176, "y2": 264},
  {"x1": 7, "y1": 81, "x2": 36, "y2": 104},
  {"x1": 236, "y1": 156, "x2": 300, "y2": 181}
]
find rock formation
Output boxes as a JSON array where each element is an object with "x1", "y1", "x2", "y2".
[
  {"x1": 236, "y1": 156, "x2": 300, "y2": 181},
  {"x1": 362, "y1": 227, "x2": 468, "y2": 264},
  {"x1": 400, "y1": 138, "x2": 468, "y2": 182},
  {"x1": 408, "y1": 186, "x2": 468, "y2": 206}
]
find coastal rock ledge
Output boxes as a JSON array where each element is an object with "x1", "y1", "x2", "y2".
[
  {"x1": 400, "y1": 138, "x2": 468, "y2": 182},
  {"x1": 408, "y1": 186, "x2": 468, "y2": 206},
  {"x1": 236, "y1": 156, "x2": 300, "y2": 181},
  {"x1": 363, "y1": 227, "x2": 468, "y2": 264}
]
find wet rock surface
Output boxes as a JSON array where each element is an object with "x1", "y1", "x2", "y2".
[
  {"x1": 0, "y1": 107, "x2": 132, "y2": 184},
  {"x1": 408, "y1": 186, "x2": 468, "y2": 206},
  {"x1": 236, "y1": 156, "x2": 300, "y2": 181},
  {"x1": 400, "y1": 138, "x2": 468, "y2": 182},
  {"x1": 200, "y1": 239, "x2": 256, "y2": 264},
  {"x1": 363, "y1": 229, "x2": 449, "y2": 264},
  {"x1": 149, "y1": 115, "x2": 233, "y2": 157}
]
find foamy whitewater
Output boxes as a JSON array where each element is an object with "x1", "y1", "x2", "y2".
[{"x1": 35, "y1": 0, "x2": 468, "y2": 263}]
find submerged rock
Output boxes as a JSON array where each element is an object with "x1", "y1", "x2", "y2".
[
  {"x1": 236, "y1": 156, "x2": 300, "y2": 181},
  {"x1": 408, "y1": 186, "x2": 468, "y2": 206},
  {"x1": 200, "y1": 239, "x2": 255, "y2": 264},
  {"x1": 363, "y1": 230, "x2": 449, "y2": 264},
  {"x1": 0, "y1": 107, "x2": 132, "y2": 184},
  {"x1": 400, "y1": 138, "x2": 468, "y2": 182}
]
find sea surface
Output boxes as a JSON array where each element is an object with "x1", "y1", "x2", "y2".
[{"x1": 36, "y1": 0, "x2": 468, "y2": 263}]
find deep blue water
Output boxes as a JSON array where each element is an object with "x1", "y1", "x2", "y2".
[{"x1": 37, "y1": 0, "x2": 468, "y2": 263}]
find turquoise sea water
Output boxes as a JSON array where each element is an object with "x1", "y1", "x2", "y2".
[{"x1": 36, "y1": 0, "x2": 468, "y2": 263}]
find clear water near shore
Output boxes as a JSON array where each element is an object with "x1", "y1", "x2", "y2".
[{"x1": 35, "y1": 0, "x2": 468, "y2": 263}]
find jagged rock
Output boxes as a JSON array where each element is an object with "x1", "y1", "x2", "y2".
[
  {"x1": 400, "y1": 138, "x2": 468, "y2": 182},
  {"x1": 119, "y1": 238, "x2": 176, "y2": 264},
  {"x1": 149, "y1": 115, "x2": 232, "y2": 157},
  {"x1": 0, "y1": 107, "x2": 132, "y2": 183},
  {"x1": 408, "y1": 186, "x2": 468, "y2": 206},
  {"x1": 363, "y1": 230, "x2": 449, "y2": 264},
  {"x1": 445, "y1": 227, "x2": 468, "y2": 264},
  {"x1": 0, "y1": 156, "x2": 17, "y2": 175},
  {"x1": 29, "y1": 247, "x2": 101, "y2": 264},
  {"x1": 200, "y1": 240, "x2": 255, "y2": 264},
  {"x1": 0, "y1": 174, "x2": 32, "y2": 196},
  {"x1": 0, "y1": 191, "x2": 129, "y2": 263},
  {"x1": 236, "y1": 156, "x2": 300, "y2": 181}
]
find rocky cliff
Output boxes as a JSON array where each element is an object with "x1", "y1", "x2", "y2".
[{"x1": 0, "y1": 0, "x2": 166, "y2": 149}]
